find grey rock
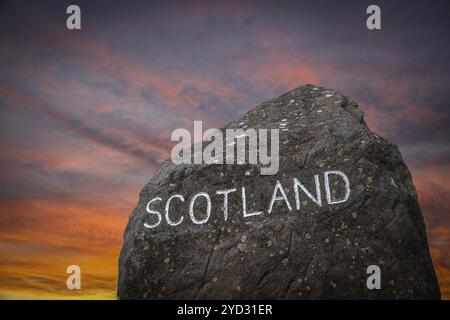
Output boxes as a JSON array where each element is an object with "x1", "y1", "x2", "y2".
[{"x1": 118, "y1": 84, "x2": 440, "y2": 299}]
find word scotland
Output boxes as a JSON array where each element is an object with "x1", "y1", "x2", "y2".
[{"x1": 144, "y1": 170, "x2": 350, "y2": 229}]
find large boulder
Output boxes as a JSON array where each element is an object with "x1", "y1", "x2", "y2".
[{"x1": 118, "y1": 84, "x2": 440, "y2": 299}]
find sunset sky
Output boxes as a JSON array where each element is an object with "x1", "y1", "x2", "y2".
[{"x1": 0, "y1": 0, "x2": 448, "y2": 299}]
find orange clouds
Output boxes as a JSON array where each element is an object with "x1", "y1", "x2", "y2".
[
  {"x1": 430, "y1": 229, "x2": 450, "y2": 300},
  {"x1": 410, "y1": 164, "x2": 450, "y2": 299},
  {"x1": 0, "y1": 198, "x2": 128, "y2": 299}
]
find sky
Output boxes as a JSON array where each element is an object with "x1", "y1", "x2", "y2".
[{"x1": 0, "y1": 0, "x2": 448, "y2": 299}]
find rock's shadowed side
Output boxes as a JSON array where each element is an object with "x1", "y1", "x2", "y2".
[{"x1": 118, "y1": 84, "x2": 440, "y2": 299}]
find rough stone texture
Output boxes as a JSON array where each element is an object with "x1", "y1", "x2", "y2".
[{"x1": 118, "y1": 84, "x2": 440, "y2": 299}]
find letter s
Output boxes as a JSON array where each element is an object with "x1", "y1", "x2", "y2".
[{"x1": 144, "y1": 197, "x2": 162, "y2": 228}]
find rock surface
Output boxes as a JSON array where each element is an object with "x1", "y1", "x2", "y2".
[{"x1": 118, "y1": 84, "x2": 440, "y2": 299}]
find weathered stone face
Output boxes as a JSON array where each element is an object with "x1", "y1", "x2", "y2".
[{"x1": 118, "y1": 84, "x2": 440, "y2": 299}]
